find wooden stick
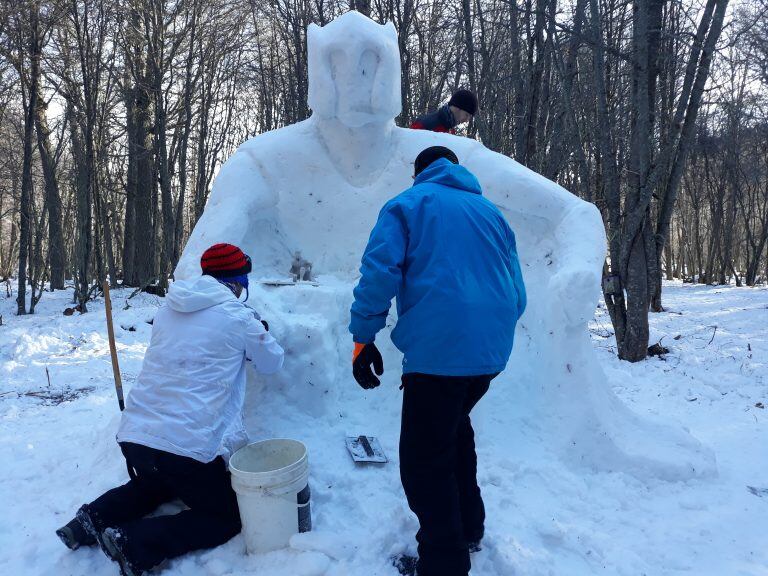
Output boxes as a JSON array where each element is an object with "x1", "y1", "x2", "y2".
[{"x1": 103, "y1": 280, "x2": 125, "y2": 411}]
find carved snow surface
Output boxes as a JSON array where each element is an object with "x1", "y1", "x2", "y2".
[{"x1": 177, "y1": 11, "x2": 715, "y2": 481}]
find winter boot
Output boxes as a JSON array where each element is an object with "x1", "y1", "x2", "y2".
[
  {"x1": 101, "y1": 527, "x2": 143, "y2": 576},
  {"x1": 392, "y1": 553, "x2": 419, "y2": 576},
  {"x1": 468, "y1": 539, "x2": 482, "y2": 553},
  {"x1": 75, "y1": 505, "x2": 104, "y2": 548},
  {"x1": 56, "y1": 517, "x2": 96, "y2": 550}
]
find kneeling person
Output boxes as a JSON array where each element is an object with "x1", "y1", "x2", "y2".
[{"x1": 57, "y1": 243, "x2": 284, "y2": 576}]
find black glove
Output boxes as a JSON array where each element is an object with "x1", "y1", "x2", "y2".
[
  {"x1": 261, "y1": 320, "x2": 269, "y2": 332},
  {"x1": 353, "y1": 342, "x2": 384, "y2": 390}
]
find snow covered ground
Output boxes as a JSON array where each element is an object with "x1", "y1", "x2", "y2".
[{"x1": 0, "y1": 280, "x2": 766, "y2": 576}]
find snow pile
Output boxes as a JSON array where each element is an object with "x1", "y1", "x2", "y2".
[
  {"x1": 177, "y1": 11, "x2": 714, "y2": 481},
  {"x1": 1, "y1": 282, "x2": 766, "y2": 576}
]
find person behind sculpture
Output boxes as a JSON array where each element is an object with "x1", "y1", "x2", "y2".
[
  {"x1": 350, "y1": 146, "x2": 526, "y2": 576},
  {"x1": 55, "y1": 243, "x2": 284, "y2": 576},
  {"x1": 410, "y1": 89, "x2": 478, "y2": 134}
]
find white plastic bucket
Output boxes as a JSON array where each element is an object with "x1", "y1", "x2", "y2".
[{"x1": 229, "y1": 439, "x2": 311, "y2": 554}]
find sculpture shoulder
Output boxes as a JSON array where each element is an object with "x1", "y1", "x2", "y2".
[
  {"x1": 397, "y1": 130, "x2": 594, "y2": 228},
  {"x1": 236, "y1": 119, "x2": 315, "y2": 156},
  {"x1": 465, "y1": 146, "x2": 573, "y2": 198},
  {"x1": 395, "y1": 128, "x2": 580, "y2": 219},
  {"x1": 392, "y1": 127, "x2": 542, "y2": 196},
  {"x1": 214, "y1": 120, "x2": 317, "y2": 188},
  {"x1": 460, "y1": 144, "x2": 587, "y2": 221}
]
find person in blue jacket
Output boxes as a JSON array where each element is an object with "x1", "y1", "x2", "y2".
[{"x1": 349, "y1": 146, "x2": 526, "y2": 576}]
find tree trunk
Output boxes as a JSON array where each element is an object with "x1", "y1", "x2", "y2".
[
  {"x1": 624, "y1": 227, "x2": 651, "y2": 360},
  {"x1": 350, "y1": 0, "x2": 371, "y2": 17},
  {"x1": 590, "y1": 0, "x2": 628, "y2": 351},
  {"x1": 34, "y1": 83, "x2": 66, "y2": 290},
  {"x1": 194, "y1": 71, "x2": 213, "y2": 223},
  {"x1": 652, "y1": 0, "x2": 729, "y2": 303},
  {"x1": 664, "y1": 239, "x2": 674, "y2": 280},
  {"x1": 544, "y1": 0, "x2": 587, "y2": 188},
  {"x1": 147, "y1": 0, "x2": 174, "y2": 289},
  {"x1": 173, "y1": 0, "x2": 200, "y2": 269},
  {"x1": 510, "y1": 0, "x2": 526, "y2": 162},
  {"x1": 461, "y1": 0, "x2": 477, "y2": 121},
  {"x1": 122, "y1": 57, "x2": 137, "y2": 283},
  {"x1": 521, "y1": 0, "x2": 547, "y2": 166},
  {"x1": 29, "y1": 194, "x2": 47, "y2": 313},
  {"x1": 126, "y1": 7, "x2": 155, "y2": 288},
  {"x1": 67, "y1": 104, "x2": 91, "y2": 311},
  {"x1": 616, "y1": 0, "x2": 654, "y2": 358},
  {"x1": 17, "y1": 2, "x2": 42, "y2": 315}
]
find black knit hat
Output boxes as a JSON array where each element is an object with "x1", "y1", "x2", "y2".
[
  {"x1": 448, "y1": 89, "x2": 478, "y2": 116},
  {"x1": 414, "y1": 146, "x2": 459, "y2": 177}
]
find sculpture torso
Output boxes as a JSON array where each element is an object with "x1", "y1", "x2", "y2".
[{"x1": 177, "y1": 116, "x2": 567, "y2": 284}]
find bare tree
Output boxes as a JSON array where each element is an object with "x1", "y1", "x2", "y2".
[{"x1": 0, "y1": 0, "x2": 761, "y2": 344}]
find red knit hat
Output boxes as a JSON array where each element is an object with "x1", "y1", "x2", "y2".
[{"x1": 200, "y1": 243, "x2": 252, "y2": 278}]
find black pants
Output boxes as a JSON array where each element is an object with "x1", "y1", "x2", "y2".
[
  {"x1": 84, "y1": 442, "x2": 241, "y2": 571},
  {"x1": 400, "y1": 372, "x2": 494, "y2": 576}
]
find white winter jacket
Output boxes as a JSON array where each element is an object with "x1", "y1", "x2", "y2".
[{"x1": 116, "y1": 275, "x2": 284, "y2": 463}]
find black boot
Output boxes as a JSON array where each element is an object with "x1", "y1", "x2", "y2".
[
  {"x1": 75, "y1": 505, "x2": 105, "y2": 547},
  {"x1": 392, "y1": 553, "x2": 419, "y2": 576},
  {"x1": 56, "y1": 517, "x2": 96, "y2": 550},
  {"x1": 101, "y1": 527, "x2": 144, "y2": 576},
  {"x1": 468, "y1": 540, "x2": 482, "y2": 553}
]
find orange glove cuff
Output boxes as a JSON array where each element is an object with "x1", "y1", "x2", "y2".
[{"x1": 353, "y1": 342, "x2": 366, "y2": 362}]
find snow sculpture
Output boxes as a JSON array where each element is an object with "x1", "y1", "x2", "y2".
[{"x1": 177, "y1": 11, "x2": 715, "y2": 480}]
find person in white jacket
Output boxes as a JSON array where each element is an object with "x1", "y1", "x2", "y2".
[{"x1": 56, "y1": 243, "x2": 284, "y2": 576}]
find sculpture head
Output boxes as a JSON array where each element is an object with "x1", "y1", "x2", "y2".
[{"x1": 308, "y1": 11, "x2": 401, "y2": 127}]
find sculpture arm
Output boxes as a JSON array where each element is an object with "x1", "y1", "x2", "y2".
[
  {"x1": 465, "y1": 146, "x2": 607, "y2": 327},
  {"x1": 550, "y1": 201, "x2": 607, "y2": 327}
]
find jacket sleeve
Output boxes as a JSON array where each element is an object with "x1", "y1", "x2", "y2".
[
  {"x1": 508, "y1": 228, "x2": 527, "y2": 319},
  {"x1": 349, "y1": 201, "x2": 408, "y2": 344},
  {"x1": 244, "y1": 314, "x2": 285, "y2": 374}
]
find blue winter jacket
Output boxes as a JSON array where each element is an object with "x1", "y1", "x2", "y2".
[{"x1": 349, "y1": 158, "x2": 527, "y2": 376}]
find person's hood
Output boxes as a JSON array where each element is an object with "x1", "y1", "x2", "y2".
[
  {"x1": 414, "y1": 157, "x2": 482, "y2": 195},
  {"x1": 166, "y1": 274, "x2": 236, "y2": 313}
]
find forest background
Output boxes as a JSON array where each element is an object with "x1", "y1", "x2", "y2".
[{"x1": 0, "y1": 0, "x2": 765, "y2": 361}]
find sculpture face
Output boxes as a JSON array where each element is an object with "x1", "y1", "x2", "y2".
[{"x1": 307, "y1": 11, "x2": 401, "y2": 127}]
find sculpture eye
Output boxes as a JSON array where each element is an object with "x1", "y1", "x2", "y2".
[
  {"x1": 329, "y1": 50, "x2": 346, "y2": 80},
  {"x1": 359, "y1": 49, "x2": 378, "y2": 79}
]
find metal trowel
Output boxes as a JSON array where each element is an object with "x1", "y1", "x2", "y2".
[{"x1": 346, "y1": 435, "x2": 388, "y2": 464}]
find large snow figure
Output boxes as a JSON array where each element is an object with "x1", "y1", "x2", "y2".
[{"x1": 177, "y1": 12, "x2": 714, "y2": 481}]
